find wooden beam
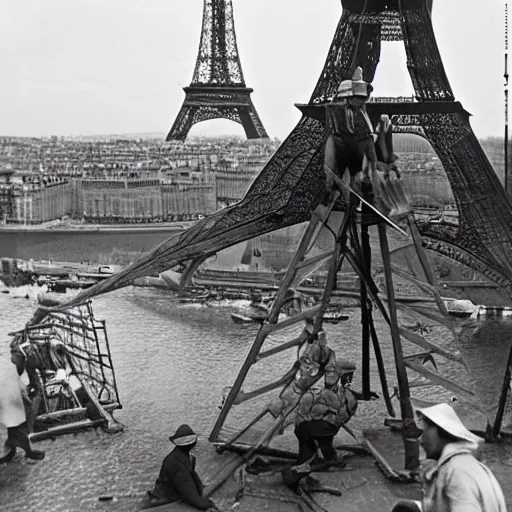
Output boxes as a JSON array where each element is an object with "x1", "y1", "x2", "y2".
[
  {"x1": 492, "y1": 347, "x2": 512, "y2": 437},
  {"x1": 404, "y1": 361, "x2": 476, "y2": 402},
  {"x1": 378, "y1": 223, "x2": 419, "y2": 471},
  {"x1": 257, "y1": 336, "x2": 305, "y2": 360},
  {"x1": 261, "y1": 305, "x2": 322, "y2": 334},
  {"x1": 294, "y1": 250, "x2": 334, "y2": 272},
  {"x1": 30, "y1": 419, "x2": 105, "y2": 442},
  {"x1": 233, "y1": 369, "x2": 297, "y2": 404}
]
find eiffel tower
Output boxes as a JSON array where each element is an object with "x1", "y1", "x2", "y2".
[{"x1": 166, "y1": 0, "x2": 269, "y2": 142}]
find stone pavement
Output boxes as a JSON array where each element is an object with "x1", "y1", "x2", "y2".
[{"x1": 2, "y1": 421, "x2": 511, "y2": 512}]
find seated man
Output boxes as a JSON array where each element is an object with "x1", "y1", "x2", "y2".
[{"x1": 140, "y1": 424, "x2": 219, "y2": 511}]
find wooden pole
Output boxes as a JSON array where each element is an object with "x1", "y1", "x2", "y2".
[
  {"x1": 368, "y1": 311, "x2": 396, "y2": 417},
  {"x1": 378, "y1": 223, "x2": 419, "y2": 471},
  {"x1": 492, "y1": 345, "x2": 512, "y2": 437},
  {"x1": 505, "y1": 2, "x2": 509, "y2": 196},
  {"x1": 360, "y1": 222, "x2": 371, "y2": 400},
  {"x1": 347, "y1": 217, "x2": 394, "y2": 415}
]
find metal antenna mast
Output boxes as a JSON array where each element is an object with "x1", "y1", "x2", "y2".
[{"x1": 505, "y1": 1, "x2": 509, "y2": 194}]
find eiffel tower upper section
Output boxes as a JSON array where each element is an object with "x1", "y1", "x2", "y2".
[
  {"x1": 191, "y1": 0, "x2": 246, "y2": 86},
  {"x1": 166, "y1": 0, "x2": 268, "y2": 141}
]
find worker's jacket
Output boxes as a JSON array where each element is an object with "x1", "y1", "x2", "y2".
[
  {"x1": 145, "y1": 447, "x2": 215, "y2": 510},
  {"x1": 421, "y1": 442, "x2": 507, "y2": 512},
  {"x1": 295, "y1": 384, "x2": 358, "y2": 429},
  {"x1": 324, "y1": 103, "x2": 377, "y2": 178},
  {"x1": 326, "y1": 103, "x2": 374, "y2": 143}
]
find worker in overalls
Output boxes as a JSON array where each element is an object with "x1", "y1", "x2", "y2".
[{"x1": 323, "y1": 66, "x2": 377, "y2": 200}]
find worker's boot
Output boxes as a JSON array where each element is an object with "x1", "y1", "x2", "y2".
[
  {"x1": 7, "y1": 423, "x2": 45, "y2": 460},
  {"x1": 0, "y1": 440, "x2": 16, "y2": 463}
]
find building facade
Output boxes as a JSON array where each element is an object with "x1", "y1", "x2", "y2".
[{"x1": 6, "y1": 180, "x2": 73, "y2": 224}]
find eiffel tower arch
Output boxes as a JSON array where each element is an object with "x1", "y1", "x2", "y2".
[
  {"x1": 166, "y1": 0, "x2": 269, "y2": 142},
  {"x1": 255, "y1": 0, "x2": 512, "y2": 295}
]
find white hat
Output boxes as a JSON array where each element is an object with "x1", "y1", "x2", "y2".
[
  {"x1": 418, "y1": 403, "x2": 484, "y2": 444},
  {"x1": 336, "y1": 66, "x2": 374, "y2": 99}
]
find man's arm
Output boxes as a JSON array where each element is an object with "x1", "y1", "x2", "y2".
[
  {"x1": 172, "y1": 469, "x2": 215, "y2": 510},
  {"x1": 443, "y1": 468, "x2": 483, "y2": 512}
]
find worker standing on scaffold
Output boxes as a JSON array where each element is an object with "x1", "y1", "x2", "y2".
[{"x1": 323, "y1": 66, "x2": 377, "y2": 201}]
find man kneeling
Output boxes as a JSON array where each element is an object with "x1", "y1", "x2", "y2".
[{"x1": 140, "y1": 424, "x2": 220, "y2": 511}]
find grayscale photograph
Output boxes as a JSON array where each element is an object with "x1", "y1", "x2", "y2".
[{"x1": 0, "y1": 1, "x2": 510, "y2": 511}]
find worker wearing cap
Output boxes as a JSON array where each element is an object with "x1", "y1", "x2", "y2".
[
  {"x1": 392, "y1": 403, "x2": 506, "y2": 512},
  {"x1": 292, "y1": 358, "x2": 359, "y2": 465},
  {"x1": 323, "y1": 66, "x2": 377, "y2": 195},
  {"x1": 140, "y1": 424, "x2": 220, "y2": 511}
]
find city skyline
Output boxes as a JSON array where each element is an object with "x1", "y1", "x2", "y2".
[{"x1": 0, "y1": 0, "x2": 507, "y2": 140}]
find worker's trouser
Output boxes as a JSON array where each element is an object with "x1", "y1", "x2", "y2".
[
  {"x1": 331, "y1": 134, "x2": 377, "y2": 179},
  {"x1": 294, "y1": 420, "x2": 338, "y2": 464},
  {"x1": 1, "y1": 422, "x2": 45, "y2": 461}
]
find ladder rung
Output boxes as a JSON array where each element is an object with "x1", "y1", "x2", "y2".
[
  {"x1": 404, "y1": 361, "x2": 475, "y2": 402},
  {"x1": 261, "y1": 305, "x2": 322, "y2": 335},
  {"x1": 295, "y1": 251, "x2": 334, "y2": 271},
  {"x1": 257, "y1": 336, "x2": 305, "y2": 361},
  {"x1": 233, "y1": 370, "x2": 296, "y2": 405},
  {"x1": 403, "y1": 351, "x2": 432, "y2": 361},
  {"x1": 398, "y1": 328, "x2": 462, "y2": 363}
]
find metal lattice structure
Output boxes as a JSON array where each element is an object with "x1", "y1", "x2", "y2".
[
  {"x1": 55, "y1": 0, "x2": 512, "y2": 312},
  {"x1": 166, "y1": 0, "x2": 268, "y2": 141},
  {"x1": 10, "y1": 301, "x2": 122, "y2": 436}
]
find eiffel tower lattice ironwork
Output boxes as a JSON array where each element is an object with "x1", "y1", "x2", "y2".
[{"x1": 166, "y1": 0, "x2": 269, "y2": 142}]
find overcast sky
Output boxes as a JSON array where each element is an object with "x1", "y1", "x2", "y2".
[{"x1": 0, "y1": 0, "x2": 506, "y2": 140}]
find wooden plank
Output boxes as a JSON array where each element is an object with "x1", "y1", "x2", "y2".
[
  {"x1": 261, "y1": 305, "x2": 322, "y2": 334},
  {"x1": 30, "y1": 419, "x2": 105, "y2": 442},
  {"x1": 294, "y1": 250, "x2": 334, "y2": 271},
  {"x1": 233, "y1": 369, "x2": 297, "y2": 405},
  {"x1": 257, "y1": 336, "x2": 305, "y2": 360},
  {"x1": 398, "y1": 327, "x2": 463, "y2": 363},
  {"x1": 378, "y1": 223, "x2": 419, "y2": 471},
  {"x1": 404, "y1": 360, "x2": 476, "y2": 402}
]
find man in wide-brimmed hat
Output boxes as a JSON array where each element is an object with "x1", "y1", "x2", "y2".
[
  {"x1": 139, "y1": 424, "x2": 220, "y2": 511},
  {"x1": 392, "y1": 403, "x2": 506, "y2": 512}
]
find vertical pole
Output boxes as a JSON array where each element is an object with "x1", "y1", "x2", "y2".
[
  {"x1": 368, "y1": 312, "x2": 396, "y2": 417},
  {"x1": 378, "y1": 223, "x2": 419, "y2": 471},
  {"x1": 492, "y1": 345, "x2": 512, "y2": 437},
  {"x1": 360, "y1": 222, "x2": 371, "y2": 400},
  {"x1": 505, "y1": 1, "x2": 509, "y2": 195}
]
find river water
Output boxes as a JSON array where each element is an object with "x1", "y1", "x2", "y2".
[{"x1": 1, "y1": 284, "x2": 511, "y2": 511}]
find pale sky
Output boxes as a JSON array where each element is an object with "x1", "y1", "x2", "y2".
[{"x1": 0, "y1": 0, "x2": 507, "y2": 140}]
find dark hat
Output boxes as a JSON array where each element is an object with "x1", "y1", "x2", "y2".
[{"x1": 169, "y1": 424, "x2": 197, "y2": 446}]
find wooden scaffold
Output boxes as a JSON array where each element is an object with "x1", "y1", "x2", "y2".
[
  {"x1": 203, "y1": 164, "x2": 497, "y2": 495},
  {"x1": 9, "y1": 299, "x2": 123, "y2": 442}
]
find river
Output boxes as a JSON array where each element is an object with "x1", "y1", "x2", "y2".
[{"x1": 0, "y1": 229, "x2": 183, "y2": 263}]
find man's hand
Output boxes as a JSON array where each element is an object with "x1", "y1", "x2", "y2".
[{"x1": 268, "y1": 398, "x2": 284, "y2": 418}]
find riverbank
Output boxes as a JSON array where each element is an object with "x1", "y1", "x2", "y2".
[{"x1": 0, "y1": 220, "x2": 194, "y2": 233}]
